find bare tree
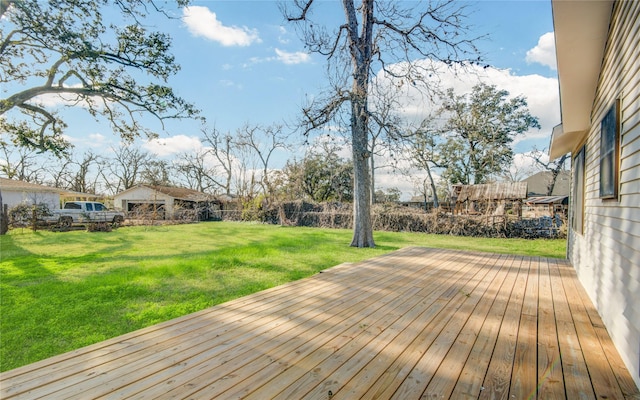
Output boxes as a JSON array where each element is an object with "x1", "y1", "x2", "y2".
[
  {"x1": 234, "y1": 123, "x2": 290, "y2": 202},
  {"x1": 201, "y1": 126, "x2": 235, "y2": 195},
  {"x1": 103, "y1": 145, "x2": 151, "y2": 194},
  {"x1": 175, "y1": 150, "x2": 216, "y2": 193},
  {"x1": 0, "y1": 136, "x2": 50, "y2": 182},
  {"x1": 368, "y1": 86, "x2": 404, "y2": 204},
  {"x1": 406, "y1": 117, "x2": 442, "y2": 208},
  {"x1": 66, "y1": 151, "x2": 102, "y2": 194},
  {"x1": 283, "y1": 0, "x2": 481, "y2": 247}
]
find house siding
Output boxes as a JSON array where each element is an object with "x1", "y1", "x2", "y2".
[
  {"x1": 568, "y1": 0, "x2": 640, "y2": 386},
  {"x1": 1, "y1": 190, "x2": 60, "y2": 210}
]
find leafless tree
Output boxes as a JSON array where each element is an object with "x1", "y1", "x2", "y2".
[
  {"x1": 65, "y1": 151, "x2": 102, "y2": 194},
  {"x1": 102, "y1": 144, "x2": 151, "y2": 194},
  {"x1": 175, "y1": 150, "x2": 216, "y2": 193},
  {"x1": 283, "y1": 0, "x2": 481, "y2": 247},
  {"x1": 234, "y1": 123, "x2": 291, "y2": 202},
  {"x1": 0, "y1": 137, "x2": 50, "y2": 182},
  {"x1": 200, "y1": 126, "x2": 235, "y2": 195},
  {"x1": 368, "y1": 85, "x2": 404, "y2": 204},
  {"x1": 405, "y1": 117, "x2": 443, "y2": 208}
]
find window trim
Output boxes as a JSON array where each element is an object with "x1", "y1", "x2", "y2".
[
  {"x1": 572, "y1": 146, "x2": 585, "y2": 235},
  {"x1": 599, "y1": 99, "x2": 621, "y2": 199}
]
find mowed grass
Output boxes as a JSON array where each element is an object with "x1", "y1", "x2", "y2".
[{"x1": 0, "y1": 221, "x2": 566, "y2": 372}]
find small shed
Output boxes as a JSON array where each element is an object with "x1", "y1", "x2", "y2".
[
  {"x1": 114, "y1": 185, "x2": 221, "y2": 220},
  {"x1": 453, "y1": 182, "x2": 528, "y2": 216},
  {"x1": 523, "y1": 195, "x2": 569, "y2": 218}
]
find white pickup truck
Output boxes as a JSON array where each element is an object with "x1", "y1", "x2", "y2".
[{"x1": 43, "y1": 201, "x2": 125, "y2": 227}]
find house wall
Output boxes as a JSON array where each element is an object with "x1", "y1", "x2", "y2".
[
  {"x1": 568, "y1": 0, "x2": 640, "y2": 387},
  {"x1": 1, "y1": 190, "x2": 60, "y2": 210},
  {"x1": 114, "y1": 187, "x2": 176, "y2": 218}
]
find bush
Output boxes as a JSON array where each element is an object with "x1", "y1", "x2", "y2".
[
  {"x1": 8, "y1": 203, "x2": 51, "y2": 231},
  {"x1": 86, "y1": 222, "x2": 113, "y2": 232}
]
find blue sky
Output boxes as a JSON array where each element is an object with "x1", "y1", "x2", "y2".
[
  {"x1": 157, "y1": 0, "x2": 558, "y2": 143},
  {"x1": 6, "y1": 1, "x2": 561, "y2": 196}
]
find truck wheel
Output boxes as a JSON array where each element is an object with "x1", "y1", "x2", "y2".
[
  {"x1": 59, "y1": 216, "x2": 73, "y2": 229},
  {"x1": 112, "y1": 215, "x2": 124, "y2": 226}
]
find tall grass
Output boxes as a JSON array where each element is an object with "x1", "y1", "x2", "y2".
[{"x1": 0, "y1": 222, "x2": 565, "y2": 371}]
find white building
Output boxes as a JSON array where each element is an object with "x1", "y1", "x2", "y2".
[
  {"x1": 0, "y1": 178, "x2": 63, "y2": 210},
  {"x1": 549, "y1": 0, "x2": 640, "y2": 388},
  {"x1": 114, "y1": 184, "x2": 220, "y2": 220}
]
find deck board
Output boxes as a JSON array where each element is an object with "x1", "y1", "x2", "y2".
[{"x1": 1, "y1": 247, "x2": 638, "y2": 400}]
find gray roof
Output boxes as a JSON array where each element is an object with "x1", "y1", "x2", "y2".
[
  {"x1": 0, "y1": 178, "x2": 99, "y2": 197},
  {"x1": 525, "y1": 195, "x2": 569, "y2": 205},
  {"x1": 522, "y1": 171, "x2": 571, "y2": 196},
  {"x1": 0, "y1": 178, "x2": 61, "y2": 193},
  {"x1": 454, "y1": 182, "x2": 528, "y2": 202}
]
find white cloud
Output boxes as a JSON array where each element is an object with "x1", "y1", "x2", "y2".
[
  {"x1": 143, "y1": 135, "x2": 203, "y2": 157},
  {"x1": 275, "y1": 48, "x2": 311, "y2": 65},
  {"x1": 182, "y1": 6, "x2": 260, "y2": 47},
  {"x1": 277, "y1": 26, "x2": 290, "y2": 44},
  {"x1": 219, "y1": 79, "x2": 243, "y2": 90},
  {"x1": 526, "y1": 32, "x2": 557, "y2": 70},
  {"x1": 66, "y1": 132, "x2": 112, "y2": 150},
  {"x1": 241, "y1": 49, "x2": 311, "y2": 67}
]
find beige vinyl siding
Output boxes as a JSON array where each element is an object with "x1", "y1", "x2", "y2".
[{"x1": 569, "y1": 0, "x2": 640, "y2": 387}]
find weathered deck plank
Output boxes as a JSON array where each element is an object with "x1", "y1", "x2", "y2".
[{"x1": 1, "y1": 247, "x2": 638, "y2": 400}]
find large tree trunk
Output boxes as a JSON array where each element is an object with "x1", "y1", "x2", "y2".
[
  {"x1": 350, "y1": 96, "x2": 374, "y2": 247},
  {"x1": 345, "y1": 0, "x2": 375, "y2": 248}
]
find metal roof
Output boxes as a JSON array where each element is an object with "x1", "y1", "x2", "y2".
[
  {"x1": 454, "y1": 182, "x2": 528, "y2": 202},
  {"x1": 525, "y1": 195, "x2": 569, "y2": 205}
]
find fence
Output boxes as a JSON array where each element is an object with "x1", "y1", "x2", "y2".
[{"x1": 214, "y1": 204, "x2": 566, "y2": 239}]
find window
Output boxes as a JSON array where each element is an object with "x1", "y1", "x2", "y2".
[
  {"x1": 85, "y1": 203, "x2": 93, "y2": 211},
  {"x1": 572, "y1": 146, "x2": 585, "y2": 234},
  {"x1": 599, "y1": 100, "x2": 620, "y2": 199},
  {"x1": 94, "y1": 203, "x2": 104, "y2": 211}
]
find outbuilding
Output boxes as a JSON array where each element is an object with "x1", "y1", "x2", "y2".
[{"x1": 114, "y1": 184, "x2": 221, "y2": 221}]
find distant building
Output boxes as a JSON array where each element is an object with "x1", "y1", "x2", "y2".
[
  {"x1": 452, "y1": 182, "x2": 527, "y2": 216},
  {"x1": 113, "y1": 184, "x2": 221, "y2": 220},
  {"x1": 0, "y1": 178, "x2": 98, "y2": 210},
  {"x1": 522, "y1": 170, "x2": 570, "y2": 196}
]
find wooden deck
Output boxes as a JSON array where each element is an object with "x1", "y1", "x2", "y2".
[{"x1": 1, "y1": 247, "x2": 639, "y2": 399}]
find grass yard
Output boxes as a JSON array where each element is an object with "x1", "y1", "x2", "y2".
[{"x1": 0, "y1": 221, "x2": 566, "y2": 372}]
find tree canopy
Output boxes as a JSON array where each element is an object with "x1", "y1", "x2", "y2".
[
  {"x1": 437, "y1": 83, "x2": 540, "y2": 185},
  {"x1": 281, "y1": 147, "x2": 353, "y2": 203},
  {"x1": 0, "y1": 0, "x2": 199, "y2": 156}
]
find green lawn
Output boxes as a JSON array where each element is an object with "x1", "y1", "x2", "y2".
[{"x1": 0, "y1": 222, "x2": 566, "y2": 372}]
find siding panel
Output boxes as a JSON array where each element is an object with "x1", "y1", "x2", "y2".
[{"x1": 568, "y1": 0, "x2": 640, "y2": 388}]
